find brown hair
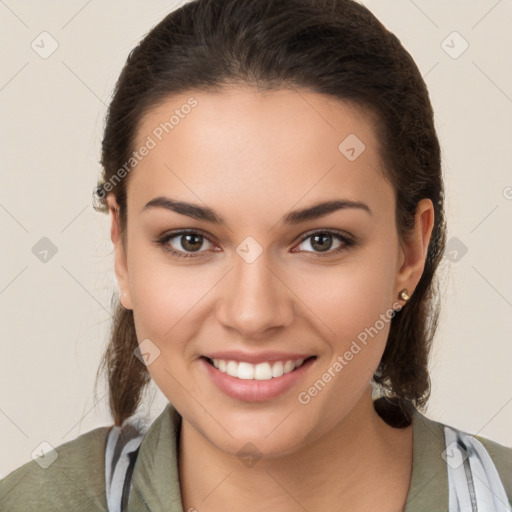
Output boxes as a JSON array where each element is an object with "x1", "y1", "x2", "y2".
[{"x1": 93, "y1": 0, "x2": 447, "y2": 427}]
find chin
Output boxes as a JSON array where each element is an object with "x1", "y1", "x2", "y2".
[
  {"x1": 215, "y1": 431, "x2": 311, "y2": 461},
  {"x1": 200, "y1": 410, "x2": 319, "y2": 460}
]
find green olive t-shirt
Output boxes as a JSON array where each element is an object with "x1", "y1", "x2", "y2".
[{"x1": 1, "y1": 400, "x2": 511, "y2": 511}]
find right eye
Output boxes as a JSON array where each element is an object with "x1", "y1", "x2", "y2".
[{"x1": 155, "y1": 230, "x2": 216, "y2": 259}]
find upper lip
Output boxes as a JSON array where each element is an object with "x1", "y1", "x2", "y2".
[{"x1": 202, "y1": 351, "x2": 315, "y2": 364}]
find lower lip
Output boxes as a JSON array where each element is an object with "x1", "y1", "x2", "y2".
[{"x1": 201, "y1": 357, "x2": 316, "y2": 402}]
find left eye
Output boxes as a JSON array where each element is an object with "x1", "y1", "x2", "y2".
[{"x1": 294, "y1": 231, "x2": 354, "y2": 256}]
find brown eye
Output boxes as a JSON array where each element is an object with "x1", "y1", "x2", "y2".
[
  {"x1": 309, "y1": 233, "x2": 335, "y2": 252},
  {"x1": 179, "y1": 233, "x2": 205, "y2": 252},
  {"x1": 155, "y1": 230, "x2": 215, "y2": 259},
  {"x1": 294, "y1": 230, "x2": 355, "y2": 257}
]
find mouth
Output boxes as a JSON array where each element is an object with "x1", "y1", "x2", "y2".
[
  {"x1": 202, "y1": 356, "x2": 316, "y2": 380},
  {"x1": 200, "y1": 355, "x2": 317, "y2": 402}
]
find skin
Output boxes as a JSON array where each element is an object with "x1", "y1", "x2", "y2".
[{"x1": 106, "y1": 86, "x2": 434, "y2": 511}]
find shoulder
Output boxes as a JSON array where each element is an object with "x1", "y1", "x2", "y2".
[
  {"x1": 431, "y1": 413, "x2": 512, "y2": 505},
  {"x1": 0, "y1": 425, "x2": 112, "y2": 512},
  {"x1": 400, "y1": 400, "x2": 512, "y2": 510},
  {"x1": 473, "y1": 433, "x2": 512, "y2": 500}
]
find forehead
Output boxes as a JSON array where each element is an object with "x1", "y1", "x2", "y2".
[{"x1": 128, "y1": 86, "x2": 394, "y2": 223}]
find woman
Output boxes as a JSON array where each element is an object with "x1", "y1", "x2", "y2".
[{"x1": 1, "y1": 0, "x2": 510, "y2": 511}]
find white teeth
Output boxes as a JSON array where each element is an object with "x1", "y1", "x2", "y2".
[
  {"x1": 226, "y1": 360, "x2": 238, "y2": 378},
  {"x1": 283, "y1": 360, "x2": 295, "y2": 373},
  {"x1": 209, "y1": 358, "x2": 308, "y2": 380},
  {"x1": 254, "y1": 362, "x2": 272, "y2": 380},
  {"x1": 237, "y1": 362, "x2": 254, "y2": 379},
  {"x1": 271, "y1": 361, "x2": 284, "y2": 377}
]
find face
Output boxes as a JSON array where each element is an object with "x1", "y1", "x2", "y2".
[{"x1": 108, "y1": 86, "x2": 433, "y2": 458}]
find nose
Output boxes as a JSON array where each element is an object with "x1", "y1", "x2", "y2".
[{"x1": 215, "y1": 250, "x2": 295, "y2": 338}]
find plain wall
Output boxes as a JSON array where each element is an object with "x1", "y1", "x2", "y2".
[{"x1": 1, "y1": 0, "x2": 511, "y2": 478}]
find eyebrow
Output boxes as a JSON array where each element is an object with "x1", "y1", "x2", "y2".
[{"x1": 141, "y1": 196, "x2": 372, "y2": 225}]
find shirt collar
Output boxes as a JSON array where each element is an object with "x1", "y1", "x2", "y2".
[
  {"x1": 128, "y1": 404, "x2": 183, "y2": 512},
  {"x1": 404, "y1": 402, "x2": 449, "y2": 510}
]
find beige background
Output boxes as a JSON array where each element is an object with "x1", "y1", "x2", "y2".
[{"x1": 1, "y1": 0, "x2": 511, "y2": 477}]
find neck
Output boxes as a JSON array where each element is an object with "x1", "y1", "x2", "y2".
[{"x1": 178, "y1": 387, "x2": 413, "y2": 512}]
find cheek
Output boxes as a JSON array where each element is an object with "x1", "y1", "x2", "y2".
[
  {"x1": 127, "y1": 246, "x2": 209, "y2": 402},
  {"x1": 295, "y1": 248, "x2": 397, "y2": 345},
  {"x1": 293, "y1": 258, "x2": 396, "y2": 417},
  {"x1": 127, "y1": 243, "x2": 208, "y2": 340}
]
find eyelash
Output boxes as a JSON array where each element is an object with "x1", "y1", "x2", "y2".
[{"x1": 154, "y1": 229, "x2": 356, "y2": 260}]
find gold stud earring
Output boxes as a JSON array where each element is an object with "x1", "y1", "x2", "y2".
[{"x1": 398, "y1": 289, "x2": 410, "y2": 302}]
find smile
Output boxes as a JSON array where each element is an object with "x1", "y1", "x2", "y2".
[
  {"x1": 201, "y1": 355, "x2": 317, "y2": 401},
  {"x1": 207, "y1": 357, "x2": 309, "y2": 380}
]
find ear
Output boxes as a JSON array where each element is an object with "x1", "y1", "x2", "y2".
[
  {"x1": 393, "y1": 198, "x2": 435, "y2": 308},
  {"x1": 106, "y1": 194, "x2": 133, "y2": 310}
]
